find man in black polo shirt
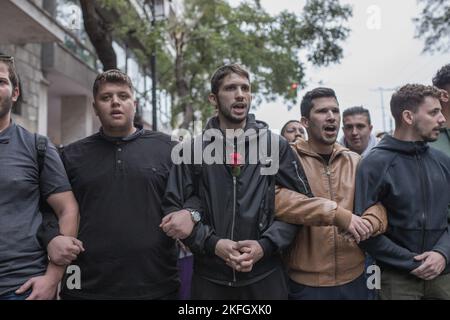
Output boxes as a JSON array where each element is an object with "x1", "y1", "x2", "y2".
[
  {"x1": 0, "y1": 54, "x2": 80, "y2": 300},
  {"x1": 59, "y1": 70, "x2": 179, "y2": 299}
]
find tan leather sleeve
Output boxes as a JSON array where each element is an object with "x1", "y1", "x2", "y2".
[
  {"x1": 361, "y1": 202, "x2": 388, "y2": 236},
  {"x1": 275, "y1": 186, "x2": 353, "y2": 228}
]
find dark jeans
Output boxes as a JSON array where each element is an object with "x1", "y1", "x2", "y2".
[
  {"x1": 191, "y1": 267, "x2": 288, "y2": 300},
  {"x1": 0, "y1": 290, "x2": 31, "y2": 300},
  {"x1": 288, "y1": 273, "x2": 368, "y2": 300}
]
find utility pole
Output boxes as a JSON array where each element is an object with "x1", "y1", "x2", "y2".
[
  {"x1": 371, "y1": 87, "x2": 396, "y2": 133},
  {"x1": 150, "y1": 0, "x2": 157, "y2": 131}
]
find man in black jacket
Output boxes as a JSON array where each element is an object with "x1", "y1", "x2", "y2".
[
  {"x1": 161, "y1": 64, "x2": 311, "y2": 299},
  {"x1": 355, "y1": 84, "x2": 450, "y2": 299},
  {"x1": 59, "y1": 70, "x2": 179, "y2": 299}
]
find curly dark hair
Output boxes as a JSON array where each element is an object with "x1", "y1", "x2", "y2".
[
  {"x1": 390, "y1": 84, "x2": 442, "y2": 126},
  {"x1": 432, "y1": 64, "x2": 450, "y2": 89}
]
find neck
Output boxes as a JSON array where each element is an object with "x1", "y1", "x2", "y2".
[
  {"x1": 0, "y1": 112, "x2": 11, "y2": 133},
  {"x1": 393, "y1": 127, "x2": 420, "y2": 142},
  {"x1": 102, "y1": 125, "x2": 137, "y2": 138},
  {"x1": 218, "y1": 115, "x2": 246, "y2": 131},
  {"x1": 309, "y1": 139, "x2": 334, "y2": 155}
]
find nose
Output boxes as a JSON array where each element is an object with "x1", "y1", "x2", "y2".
[
  {"x1": 235, "y1": 87, "x2": 244, "y2": 100},
  {"x1": 351, "y1": 127, "x2": 358, "y2": 135},
  {"x1": 111, "y1": 94, "x2": 120, "y2": 105},
  {"x1": 326, "y1": 110, "x2": 336, "y2": 122}
]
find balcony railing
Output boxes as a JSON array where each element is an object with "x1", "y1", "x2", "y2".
[{"x1": 55, "y1": 0, "x2": 99, "y2": 70}]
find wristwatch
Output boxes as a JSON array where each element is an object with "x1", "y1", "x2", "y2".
[{"x1": 187, "y1": 208, "x2": 201, "y2": 224}]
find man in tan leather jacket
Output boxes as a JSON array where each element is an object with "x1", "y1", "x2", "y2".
[{"x1": 275, "y1": 87, "x2": 387, "y2": 300}]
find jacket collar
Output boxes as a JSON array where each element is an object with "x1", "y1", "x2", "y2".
[
  {"x1": 338, "y1": 133, "x2": 378, "y2": 158},
  {"x1": 293, "y1": 138, "x2": 350, "y2": 163},
  {"x1": 99, "y1": 125, "x2": 144, "y2": 143},
  {"x1": 204, "y1": 114, "x2": 268, "y2": 132},
  {"x1": 375, "y1": 134, "x2": 429, "y2": 155}
]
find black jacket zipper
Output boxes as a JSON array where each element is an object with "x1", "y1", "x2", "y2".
[{"x1": 415, "y1": 153, "x2": 427, "y2": 252}]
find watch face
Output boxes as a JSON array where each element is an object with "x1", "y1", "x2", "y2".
[{"x1": 191, "y1": 211, "x2": 201, "y2": 222}]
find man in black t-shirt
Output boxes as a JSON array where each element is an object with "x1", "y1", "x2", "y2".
[{"x1": 59, "y1": 70, "x2": 180, "y2": 299}]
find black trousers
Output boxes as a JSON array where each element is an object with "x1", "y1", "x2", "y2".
[
  {"x1": 191, "y1": 267, "x2": 288, "y2": 300},
  {"x1": 288, "y1": 272, "x2": 369, "y2": 300}
]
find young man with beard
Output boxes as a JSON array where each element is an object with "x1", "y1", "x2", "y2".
[
  {"x1": 161, "y1": 64, "x2": 312, "y2": 299},
  {"x1": 355, "y1": 84, "x2": 450, "y2": 299},
  {"x1": 274, "y1": 87, "x2": 387, "y2": 300},
  {"x1": 58, "y1": 70, "x2": 180, "y2": 299},
  {"x1": 430, "y1": 65, "x2": 450, "y2": 224},
  {"x1": 430, "y1": 64, "x2": 450, "y2": 157},
  {"x1": 0, "y1": 54, "x2": 80, "y2": 300}
]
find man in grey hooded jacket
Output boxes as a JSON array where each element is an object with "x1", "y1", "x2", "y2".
[{"x1": 340, "y1": 106, "x2": 377, "y2": 157}]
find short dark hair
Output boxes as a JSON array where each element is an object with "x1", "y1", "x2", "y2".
[
  {"x1": 300, "y1": 87, "x2": 338, "y2": 119},
  {"x1": 210, "y1": 64, "x2": 250, "y2": 95},
  {"x1": 0, "y1": 52, "x2": 19, "y2": 90},
  {"x1": 93, "y1": 69, "x2": 134, "y2": 97},
  {"x1": 390, "y1": 84, "x2": 442, "y2": 126},
  {"x1": 343, "y1": 106, "x2": 371, "y2": 125},
  {"x1": 433, "y1": 64, "x2": 450, "y2": 89},
  {"x1": 281, "y1": 120, "x2": 301, "y2": 136}
]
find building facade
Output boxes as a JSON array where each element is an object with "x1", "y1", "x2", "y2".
[{"x1": 0, "y1": 0, "x2": 173, "y2": 145}]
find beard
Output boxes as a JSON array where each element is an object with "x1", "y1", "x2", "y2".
[
  {"x1": 422, "y1": 134, "x2": 438, "y2": 143},
  {"x1": 217, "y1": 100, "x2": 249, "y2": 124},
  {"x1": 0, "y1": 94, "x2": 13, "y2": 119},
  {"x1": 413, "y1": 121, "x2": 440, "y2": 143}
]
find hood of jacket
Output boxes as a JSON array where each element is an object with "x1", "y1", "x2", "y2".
[
  {"x1": 375, "y1": 135, "x2": 429, "y2": 155},
  {"x1": 202, "y1": 114, "x2": 271, "y2": 162},
  {"x1": 294, "y1": 138, "x2": 351, "y2": 162},
  {"x1": 204, "y1": 113, "x2": 268, "y2": 133},
  {"x1": 339, "y1": 133, "x2": 378, "y2": 157}
]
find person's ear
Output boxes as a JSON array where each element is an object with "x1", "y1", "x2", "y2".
[
  {"x1": 301, "y1": 116, "x2": 309, "y2": 129},
  {"x1": 208, "y1": 93, "x2": 218, "y2": 108},
  {"x1": 440, "y1": 89, "x2": 449, "y2": 103},
  {"x1": 92, "y1": 102, "x2": 99, "y2": 117},
  {"x1": 402, "y1": 110, "x2": 415, "y2": 126},
  {"x1": 11, "y1": 85, "x2": 20, "y2": 103}
]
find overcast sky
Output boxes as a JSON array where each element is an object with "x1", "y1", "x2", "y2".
[{"x1": 230, "y1": 0, "x2": 449, "y2": 135}]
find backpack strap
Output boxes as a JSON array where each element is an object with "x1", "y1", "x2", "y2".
[
  {"x1": 34, "y1": 134, "x2": 61, "y2": 248},
  {"x1": 35, "y1": 133, "x2": 48, "y2": 176}
]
